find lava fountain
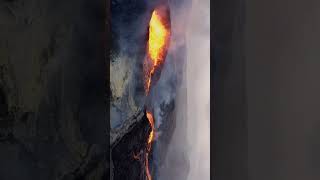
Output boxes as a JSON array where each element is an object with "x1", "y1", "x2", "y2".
[
  {"x1": 144, "y1": 6, "x2": 171, "y2": 95},
  {"x1": 143, "y1": 5, "x2": 171, "y2": 180}
]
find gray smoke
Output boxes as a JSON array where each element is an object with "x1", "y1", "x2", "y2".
[{"x1": 152, "y1": 0, "x2": 210, "y2": 179}]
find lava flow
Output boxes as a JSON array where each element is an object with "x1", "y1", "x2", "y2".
[
  {"x1": 146, "y1": 112, "x2": 155, "y2": 150},
  {"x1": 142, "y1": 6, "x2": 171, "y2": 180},
  {"x1": 144, "y1": 7, "x2": 171, "y2": 94},
  {"x1": 145, "y1": 111, "x2": 155, "y2": 180}
]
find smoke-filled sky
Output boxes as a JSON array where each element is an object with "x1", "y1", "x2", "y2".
[
  {"x1": 157, "y1": 0, "x2": 210, "y2": 179},
  {"x1": 185, "y1": 0, "x2": 210, "y2": 179}
]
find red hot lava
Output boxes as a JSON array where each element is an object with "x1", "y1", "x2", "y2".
[
  {"x1": 143, "y1": 5, "x2": 171, "y2": 180},
  {"x1": 144, "y1": 5, "x2": 171, "y2": 95},
  {"x1": 145, "y1": 111, "x2": 155, "y2": 180}
]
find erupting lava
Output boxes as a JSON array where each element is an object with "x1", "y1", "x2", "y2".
[
  {"x1": 144, "y1": 7, "x2": 171, "y2": 94},
  {"x1": 142, "y1": 6, "x2": 170, "y2": 180}
]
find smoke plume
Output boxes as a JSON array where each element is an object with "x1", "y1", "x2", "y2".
[{"x1": 154, "y1": 0, "x2": 210, "y2": 179}]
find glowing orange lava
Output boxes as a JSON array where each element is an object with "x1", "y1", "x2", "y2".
[
  {"x1": 146, "y1": 111, "x2": 155, "y2": 149},
  {"x1": 143, "y1": 7, "x2": 170, "y2": 180},
  {"x1": 144, "y1": 9, "x2": 171, "y2": 94},
  {"x1": 148, "y1": 10, "x2": 170, "y2": 64},
  {"x1": 145, "y1": 111, "x2": 155, "y2": 180}
]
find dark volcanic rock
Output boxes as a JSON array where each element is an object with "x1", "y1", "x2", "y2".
[{"x1": 112, "y1": 110, "x2": 151, "y2": 180}]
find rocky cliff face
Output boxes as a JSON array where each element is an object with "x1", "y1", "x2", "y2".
[
  {"x1": 110, "y1": 0, "x2": 151, "y2": 129},
  {"x1": 110, "y1": 1, "x2": 153, "y2": 179},
  {"x1": 111, "y1": 110, "x2": 151, "y2": 180}
]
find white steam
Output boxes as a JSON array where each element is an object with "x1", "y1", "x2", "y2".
[
  {"x1": 185, "y1": 0, "x2": 210, "y2": 179},
  {"x1": 154, "y1": 0, "x2": 210, "y2": 179}
]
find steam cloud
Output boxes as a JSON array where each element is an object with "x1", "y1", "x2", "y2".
[
  {"x1": 185, "y1": 0, "x2": 210, "y2": 179},
  {"x1": 153, "y1": 0, "x2": 210, "y2": 179}
]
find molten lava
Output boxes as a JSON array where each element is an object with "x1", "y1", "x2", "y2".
[
  {"x1": 142, "y1": 6, "x2": 170, "y2": 180},
  {"x1": 148, "y1": 10, "x2": 170, "y2": 64},
  {"x1": 146, "y1": 111, "x2": 155, "y2": 150},
  {"x1": 144, "y1": 8, "x2": 171, "y2": 94},
  {"x1": 145, "y1": 111, "x2": 155, "y2": 180}
]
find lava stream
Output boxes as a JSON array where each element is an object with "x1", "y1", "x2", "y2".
[
  {"x1": 145, "y1": 111, "x2": 155, "y2": 180},
  {"x1": 146, "y1": 111, "x2": 155, "y2": 150},
  {"x1": 143, "y1": 6, "x2": 170, "y2": 180}
]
